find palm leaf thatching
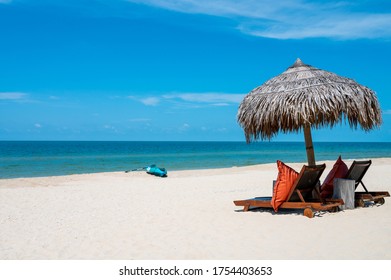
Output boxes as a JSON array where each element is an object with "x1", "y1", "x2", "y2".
[{"x1": 238, "y1": 58, "x2": 382, "y2": 165}]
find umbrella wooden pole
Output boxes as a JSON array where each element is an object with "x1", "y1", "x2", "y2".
[{"x1": 304, "y1": 124, "x2": 316, "y2": 166}]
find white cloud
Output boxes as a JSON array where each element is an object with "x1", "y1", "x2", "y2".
[
  {"x1": 128, "y1": 0, "x2": 296, "y2": 18},
  {"x1": 0, "y1": 92, "x2": 28, "y2": 100},
  {"x1": 383, "y1": 110, "x2": 391, "y2": 115},
  {"x1": 127, "y1": 0, "x2": 391, "y2": 39},
  {"x1": 163, "y1": 93, "x2": 244, "y2": 104},
  {"x1": 128, "y1": 96, "x2": 160, "y2": 106},
  {"x1": 239, "y1": 13, "x2": 391, "y2": 40},
  {"x1": 179, "y1": 123, "x2": 190, "y2": 131},
  {"x1": 0, "y1": 0, "x2": 12, "y2": 4},
  {"x1": 140, "y1": 97, "x2": 160, "y2": 106},
  {"x1": 34, "y1": 123, "x2": 42, "y2": 128},
  {"x1": 128, "y1": 92, "x2": 243, "y2": 107}
]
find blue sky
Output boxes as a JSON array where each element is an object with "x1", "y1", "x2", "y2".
[{"x1": 1, "y1": 0, "x2": 391, "y2": 141}]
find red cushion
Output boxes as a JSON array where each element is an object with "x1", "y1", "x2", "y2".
[
  {"x1": 271, "y1": 160, "x2": 299, "y2": 212},
  {"x1": 320, "y1": 156, "x2": 348, "y2": 198}
]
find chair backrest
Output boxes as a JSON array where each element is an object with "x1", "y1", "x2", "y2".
[
  {"x1": 345, "y1": 160, "x2": 371, "y2": 189},
  {"x1": 287, "y1": 164, "x2": 326, "y2": 202}
]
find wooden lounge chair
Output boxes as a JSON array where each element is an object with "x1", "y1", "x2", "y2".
[
  {"x1": 345, "y1": 160, "x2": 390, "y2": 207},
  {"x1": 233, "y1": 164, "x2": 344, "y2": 218}
]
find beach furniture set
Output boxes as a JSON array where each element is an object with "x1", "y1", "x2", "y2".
[
  {"x1": 234, "y1": 58, "x2": 386, "y2": 218},
  {"x1": 234, "y1": 159, "x2": 390, "y2": 218}
]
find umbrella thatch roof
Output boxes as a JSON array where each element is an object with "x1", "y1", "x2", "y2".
[{"x1": 238, "y1": 58, "x2": 382, "y2": 143}]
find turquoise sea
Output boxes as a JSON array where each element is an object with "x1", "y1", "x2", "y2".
[{"x1": 1, "y1": 141, "x2": 391, "y2": 179}]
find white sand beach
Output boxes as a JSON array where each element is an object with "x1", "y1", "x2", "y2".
[{"x1": 1, "y1": 158, "x2": 390, "y2": 260}]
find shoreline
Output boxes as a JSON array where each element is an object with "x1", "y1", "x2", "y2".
[
  {"x1": 1, "y1": 158, "x2": 390, "y2": 259},
  {"x1": 2, "y1": 156, "x2": 391, "y2": 181}
]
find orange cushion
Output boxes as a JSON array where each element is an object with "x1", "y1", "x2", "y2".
[
  {"x1": 320, "y1": 156, "x2": 348, "y2": 198},
  {"x1": 271, "y1": 160, "x2": 299, "y2": 212}
]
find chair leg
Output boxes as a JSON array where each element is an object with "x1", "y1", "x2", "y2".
[
  {"x1": 303, "y1": 208, "x2": 314, "y2": 218},
  {"x1": 360, "y1": 181, "x2": 369, "y2": 193}
]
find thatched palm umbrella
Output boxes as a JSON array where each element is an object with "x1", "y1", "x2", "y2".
[{"x1": 238, "y1": 58, "x2": 382, "y2": 166}]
